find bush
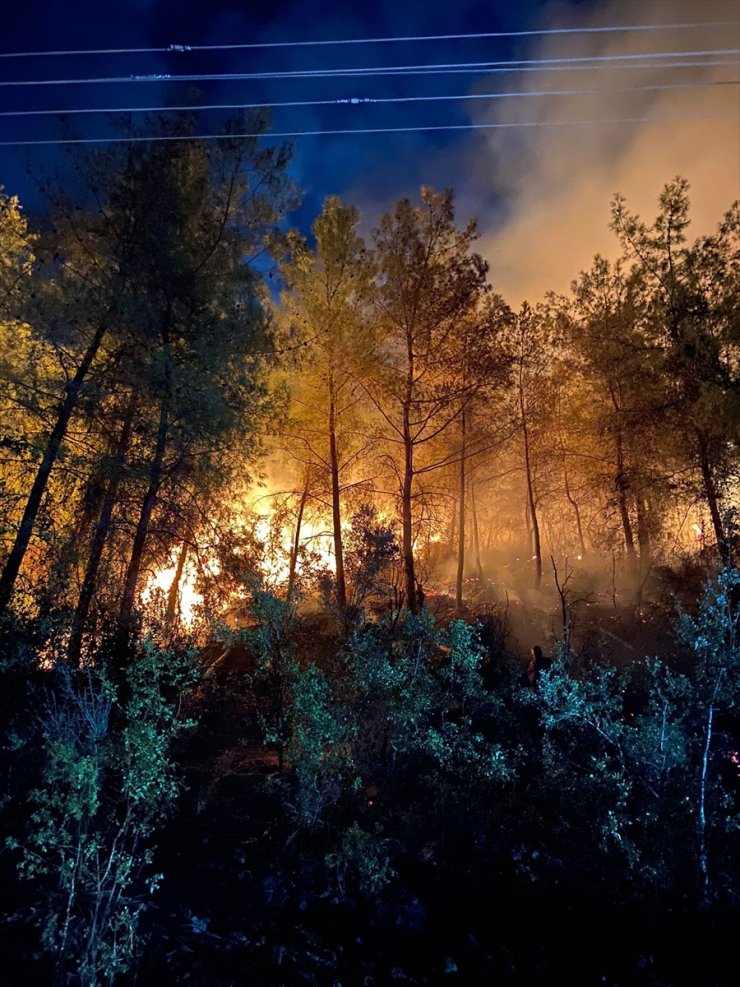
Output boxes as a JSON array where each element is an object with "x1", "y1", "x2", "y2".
[
  {"x1": 528, "y1": 568, "x2": 740, "y2": 902},
  {"x1": 7, "y1": 639, "x2": 198, "y2": 986},
  {"x1": 253, "y1": 602, "x2": 512, "y2": 889}
]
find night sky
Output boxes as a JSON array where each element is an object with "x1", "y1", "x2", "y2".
[{"x1": 1, "y1": 0, "x2": 738, "y2": 301}]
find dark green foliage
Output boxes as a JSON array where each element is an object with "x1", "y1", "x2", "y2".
[
  {"x1": 243, "y1": 566, "x2": 740, "y2": 912},
  {"x1": 6, "y1": 641, "x2": 198, "y2": 986},
  {"x1": 343, "y1": 503, "x2": 400, "y2": 614},
  {"x1": 3, "y1": 568, "x2": 738, "y2": 984},
  {"x1": 243, "y1": 589, "x2": 299, "y2": 771},
  {"x1": 248, "y1": 597, "x2": 512, "y2": 893},
  {"x1": 524, "y1": 567, "x2": 740, "y2": 902}
]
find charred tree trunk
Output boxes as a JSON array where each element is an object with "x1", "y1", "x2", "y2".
[
  {"x1": 328, "y1": 377, "x2": 346, "y2": 609},
  {"x1": 455, "y1": 408, "x2": 467, "y2": 613},
  {"x1": 696, "y1": 430, "x2": 728, "y2": 563},
  {"x1": 68, "y1": 393, "x2": 136, "y2": 665},
  {"x1": 119, "y1": 317, "x2": 172, "y2": 635},
  {"x1": 165, "y1": 538, "x2": 189, "y2": 632},
  {"x1": 0, "y1": 323, "x2": 107, "y2": 614},
  {"x1": 287, "y1": 480, "x2": 309, "y2": 599}
]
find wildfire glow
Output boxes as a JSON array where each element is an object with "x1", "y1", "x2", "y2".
[
  {"x1": 141, "y1": 561, "x2": 203, "y2": 627},
  {"x1": 141, "y1": 494, "x2": 338, "y2": 626},
  {"x1": 254, "y1": 508, "x2": 336, "y2": 584}
]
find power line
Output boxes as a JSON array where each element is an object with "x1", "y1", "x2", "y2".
[
  {"x1": 1, "y1": 48, "x2": 737, "y2": 87},
  {"x1": 0, "y1": 113, "x2": 733, "y2": 148},
  {"x1": 2, "y1": 78, "x2": 736, "y2": 119},
  {"x1": 1, "y1": 21, "x2": 737, "y2": 59},
  {"x1": 387, "y1": 58, "x2": 740, "y2": 75}
]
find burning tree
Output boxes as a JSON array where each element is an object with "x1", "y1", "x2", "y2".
[
  {"x1": 364, "y1": 188, "x2": 490, "y2": 612},
  {"x1": 278, "y1": 196, "x2": 376, "y2": 610}
]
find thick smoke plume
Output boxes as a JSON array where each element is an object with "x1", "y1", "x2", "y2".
[{"x1": 469, "y1": 0, "x2": 739, "y2": 304}]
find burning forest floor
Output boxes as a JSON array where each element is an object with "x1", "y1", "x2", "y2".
[{"x1": 207, "y1": 550, "x2": 697, "y2": 681}]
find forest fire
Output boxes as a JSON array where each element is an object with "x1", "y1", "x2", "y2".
[
  {"x1": 692, "y1": 522, "x2": 706, "y2": 545},
  {"x1": 141, "y1": 500, "x2": 340, "y2": 626},
  {"x1": 0, "y1": 9, "x2": 737, "y2": 981}
]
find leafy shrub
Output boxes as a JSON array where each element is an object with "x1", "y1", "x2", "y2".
[
  {"x1": 529, "y1": 567, "x2": 740, "y2": 901},
  {"x1": 326, "y1": 821, "x2": 396, "y2": 896},
  {"x1": 244, "y1": 589, "x2": 299, "y2": 771},
  {"x1": 250, "y1": 599, "x2": 512, "y2": 888},
  {"x1": 7, "y1": 639, "x2": 198, "y2": 986}
]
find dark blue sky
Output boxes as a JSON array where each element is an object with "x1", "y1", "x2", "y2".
[
  {"x1": 2, "y1": 0, "x2": 737, "y2": 301},
  {"x1": 0, "y1": 0, "x2": 543, "y2": 217}
]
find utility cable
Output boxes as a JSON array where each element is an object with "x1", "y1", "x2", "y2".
[
  {"x1": 1, "y1": 78, "x2": 736, "y2": 118},
  {"x1": 1, "y1": 48, "x2": 738, "y2": 87},
  {"x1": 0, "y1": 20, "x2": 737, "y2": 58},
  {"x1": 1, "y1": 113, "x2": 733, "y2": 148}
]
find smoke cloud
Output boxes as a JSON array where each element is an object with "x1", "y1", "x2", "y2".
[{"x1": 464, "y1": 0, "x2": 740, "y2": 304}]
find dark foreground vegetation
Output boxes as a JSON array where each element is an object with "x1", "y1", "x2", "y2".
[
  {"x1": 1, "y1": 558, "x2": 739, "y2": 986},
  {"x1": 0, "y1": 112, "x2": 738, "y2": 984}
]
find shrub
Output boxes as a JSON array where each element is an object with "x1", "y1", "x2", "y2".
[
  {"x1": 255, "y1": 603, "x2": 512, "y2": 888},
  {"x1": 7, "y1": 639, "x2": 197, "y2": 986}
]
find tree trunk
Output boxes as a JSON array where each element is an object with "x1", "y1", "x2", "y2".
[
  {"x1": 68, "y1": 393, "x2": 136, "y2": 665},
  {"x1": 697, "y1": 430, "x2": 727, "y2": 563},
  {"x1": 44, "y1": 464, "x2": 108, "y2": 615},
  {"x1": 447, "y1": 492, "x2": 458, "y2": 556},
  {"x1": 697, "y1": 672, "x2": 724, "y2": 904},
  {"x1": 564, "y1": 463, "x2": 586, "y2": 557},
  {"x1": 118, "y1": 391, "x2": 169, "y2": 629},
  {"x1": 118, "y1": 323, "x2": 172, "y2": 634},
  {"x1": 525, "y1": 473, "x2": 542, "y2": 591},
  {"x1": 613, "y1": 426, "x2": 636, "y2": 561},
  {"x1": 471, "y1": 473, "x2": 483, "y2": 583},
  {"x1": 455, "y1": 409, "x2": 466, "y2": 613},
  {"x1": 402, "y1": 403, "x2": 417, "y2": 613},
  {"x1": 287, "y1": 480, "x2": 309, "y2": 599},
  {"x1": 0, "y1": 323, "x2": 107, "y2": 614},
  {"x1": 165, "y1": 538, "x2": 189, "y2": 632},
  {"x1": 328, "y1": 378, "x2": 346, "y2": 609},
  {"x1": 636, "y1": 489, "x2": 651, "y2": 565},
  {"x1": 551, "y1": 555, "x2": 571, "y2": 656},
  {"x1": 519, "y1": 374, "x2": 542, "y2": 590}
]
